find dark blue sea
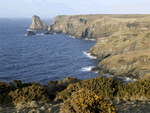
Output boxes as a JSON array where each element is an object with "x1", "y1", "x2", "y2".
[{"x1": 0, "y1": 18, "x2": 134, "y2": 85}]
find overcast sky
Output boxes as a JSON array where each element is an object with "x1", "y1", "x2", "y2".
[{"x1": 0, "y1": 0, "x2": 150, "y2": 19}]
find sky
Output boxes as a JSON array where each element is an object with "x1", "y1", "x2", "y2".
[{"x1": 0, "y1": 0, "x2": 150, "y2": 19}]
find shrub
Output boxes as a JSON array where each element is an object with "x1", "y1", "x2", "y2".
[
  {"x1": 0, "y1": 81, "x2": 10, "y2": 104},
  {"x1": 4, "y1": 85, "x2": 51, "y2": 105},
  {"x1": 56, "y1": 76, "x2": 120, "y2": 101},
  {"x1": 61, "y1": 89, "x2": 116, "y2": 113},
  {"x1": 43, "y1": 76, "x2": 81, "y2": 101},
  {"x1": 8, "y1": 79, "x2": 41, "y2": 92},
  {"x1": 0, "y1": 80, "x2": 40, "y2": 105},
  {"x1": 117, "y1": 79, "x2": 150, "y2": 100}
]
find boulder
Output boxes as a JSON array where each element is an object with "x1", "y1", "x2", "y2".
[
  {"x1": 30, "y1": 15, "x2": 48, "y2": 31},
  {"x1": 27, "y1": 31, "x2": 36, "y2": 36}
]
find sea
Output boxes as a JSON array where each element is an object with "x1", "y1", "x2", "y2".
[{"x1": 0, "y1": 18, "x2": 135, "y2": 85}]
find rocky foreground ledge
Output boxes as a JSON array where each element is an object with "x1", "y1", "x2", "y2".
[{"x1": 44, "y1": 14, "x2": 150, "y2": 80}]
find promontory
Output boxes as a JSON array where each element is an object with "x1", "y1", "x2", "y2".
[{"x1": 45, "y1": 14, "x2": 150, "y2": 80}]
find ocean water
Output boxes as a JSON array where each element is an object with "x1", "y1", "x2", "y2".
[
  {"x1": 0, "y1": 18, "x2": 104, "y2": 85},
  {"x1": 0, "y1": 18, "x2": 135, "y2": 85}
]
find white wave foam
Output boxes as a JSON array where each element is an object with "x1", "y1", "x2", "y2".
[
  {"x1": 53, "y1": 33, "x2": 56, "y2": 34},
  {"x1": 68, "y1": 35, "x2": 75, "y2": 38},
  {"x1": 84, "y1": 38, "x2": 88, "y2": 40},
  {"x1": 27, "y1": 29, "x2": 32, "y2": 31},
  {"x1": 94, "y1": 71, "x2": 98, "y2": 73},
  {"x1": 83, "y1": 51, "x2": 97, "y2": 59},
  {"x1": 84, "y1": 38, "x2": 96, "y2": 41},
  {"x1": 89, "y1": 39, "x2": 96, "y2": 41},
  {"x1": 124, "y1": 77, "x2": 136, "y2": 82},
  {"x1": 24, "y1": 34, "x2": 27, "y2": 36},
  {"x1": 80, "y1": 66, "x2": 94, "y2": 72},
  {"x1": 36, "y1": 33, "x2": 44, "y2": 35}
]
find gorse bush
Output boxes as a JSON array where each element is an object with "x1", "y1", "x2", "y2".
[
  {"x1": 61, "y1": 89, "x2": 116, "y2": 113},
  {"x1": 117, "y1": 79, "x2": 150, "y2": 100},
  {"x1": 56, "y1": 76, "x2": 120, "y2": 101},
  {"x1": 0, "y1": 81, "x2": 10, "y2": 104},
  {"x1": 56, "y1": 76, "x2": 150, "y2": 102},
  {"x1": 1, "y1": 75, "x2": 150, "y2": 113},
  {"x1": 4, "y1": 85, "x2": 51, "y2": 106},
  {"x1": 0, "y1": 76, "x2": 80, "y2": 105},
  {"x1": 43, "y1": 76, "x2": 81, "y2": 101}
]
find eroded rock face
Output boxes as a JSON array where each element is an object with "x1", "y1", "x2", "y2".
[
  {"x1": 97, "y1": 51, "x2": 150, "y2": 79},
  {"x1": 27, "y1": 31, "x2": 36, "y2": 36},
  {"x1": 46, "y1": 15, "x2": 127, "y2": 39},
  {"x1": 89, "y1": 16, "x2": 150, "y2": 79},
  {"x1": 30, "y1": 15, "x2": 48, "y2": 31}
]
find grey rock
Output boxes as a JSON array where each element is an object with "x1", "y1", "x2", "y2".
[
  {"x1": 44, "y1": 31, "x2": 53, "y2": 35},
  {"x1": 27, "y1": 31, "x2": 36, "y2": 36}
]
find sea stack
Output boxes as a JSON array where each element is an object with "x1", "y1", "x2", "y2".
[{"x1": 30, "y1": 15, "x2": 48, "y2": 31}]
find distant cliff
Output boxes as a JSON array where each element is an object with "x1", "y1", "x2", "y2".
[
  {"x1": 46, "y1": 15, "x2": 127, "y2": 39},
  {"x1": 46, "y1": 14, "x2": 150, "y2": 80},
  {"x1": 30, "y1": 15, "x2": 47, "y2": 31}
]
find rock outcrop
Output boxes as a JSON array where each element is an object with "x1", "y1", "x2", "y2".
[
  {"x1": 30, "y1": 15, "x2": 48, "y2": 31},
  {"x1": 27, "y1": 31, "x2": 36, "y2": 36}
]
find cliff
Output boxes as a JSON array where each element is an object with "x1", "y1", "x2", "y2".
[
  {"x1": 46, "y1": 15, "x2": 128, "y2": 39},
  {"x1": 30, "y1": 15, "x2": 48, "y2": 31},
  {"x1": 46, "y1": 14, "x2": 150, "y2": 80},
  {"x1": 89, "y1": 16, "x2": 150, "y2": 79}
]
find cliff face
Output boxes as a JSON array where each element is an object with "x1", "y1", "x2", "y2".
[
  {"x1": 47, "y1": 15, "x2": 127, "y2": 39},
  {"x1": 30, "y1": 15, "x2": 48, "y2": 31},
  {"x1": 46, "y1": 14, "x2": 150, "y2": 80},
  {"x1": 89, "y1": 16, "x2": 150, "y2": 79}
]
